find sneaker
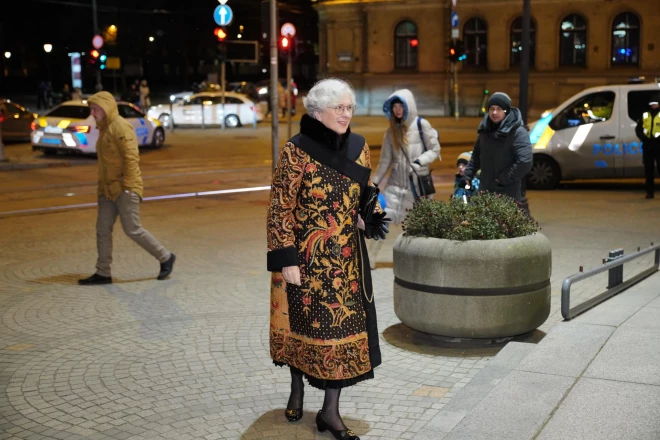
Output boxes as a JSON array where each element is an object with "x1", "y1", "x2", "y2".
[
  {"x1": 78, "y1": 273, "x2": 112, "y2": 285},
  {"x1": 157, "y1": 253, "x2": 176, "y2": 280}
]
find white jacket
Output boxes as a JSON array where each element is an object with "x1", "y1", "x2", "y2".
[{"x1": 373, "y1": 89, "x2": 441, "y2": 224}]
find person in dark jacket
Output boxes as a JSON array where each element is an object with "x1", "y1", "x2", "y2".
[
  {"x1": 460, "y1": 92, "x2": 532, "y2": 203},
  {"x1": 635, "y1": 94, "x2": 660, "y2": 199}
]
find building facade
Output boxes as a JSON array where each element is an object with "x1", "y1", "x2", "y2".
[{"x1": 315, "y1": 0, "x2": 660, "y2": 118}]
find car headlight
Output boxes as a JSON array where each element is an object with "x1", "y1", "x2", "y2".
[
  {"x1": 258, "y1": 87, "x2": 268, "y2": 95},
  {"x1": 170, "y1": 95, "x2": 175, "y2": 102}
]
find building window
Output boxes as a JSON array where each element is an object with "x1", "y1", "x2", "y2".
[
  {"x1": 611, "y1": 12, "x2": 640, "y2": 66},
  {"x1": 464, "y1": 18, "x2": 487, "y2": 68},
  {"x1": 559, "y1": 14, "x2": 587, "y2": 66},
  {"x1": 394, "y1": 21, "x2": 419, "y2": 70},
  {"x1": 510, "y1": 17, "x2": 536, "y2": 67}
]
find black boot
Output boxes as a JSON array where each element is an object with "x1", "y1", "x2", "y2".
[
  {"x1": 78, "y1": 273, "x2": 112, "y2": 285},
  {"x1": 157, "y1": 253, "x2": 176, "y2": 280}
]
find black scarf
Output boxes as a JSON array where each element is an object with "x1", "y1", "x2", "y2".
[{"x1": 299, "y1": 114, "x2": 351, "y2": 151}]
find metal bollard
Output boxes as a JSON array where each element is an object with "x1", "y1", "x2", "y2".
[{"x1": 606, "y1": 249, "x2": 624, "y2": 288}]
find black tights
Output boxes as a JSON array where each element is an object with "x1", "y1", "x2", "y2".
[{"x1": 288, "y1": 367, "x2": 347, "y2": 431}]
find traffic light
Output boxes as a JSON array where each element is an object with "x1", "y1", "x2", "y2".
[
  {"x1": 214, "y1": 28, "x2": 227, "y2": 42},
  {"x1": 448, "y1": 40, "x2": 466, "y2": 62},
  {"x1": 281, "y1": 36, "x2": 290, "y2": 50},
  {"x1": 448, "y1": 44, "x2": 458, "y2": 62},
  {"x1": 99, "y1": 52, "x2": 107, "y2": 70}
]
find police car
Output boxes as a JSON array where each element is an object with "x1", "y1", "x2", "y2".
[
  {"x1": 527, "y1": 81, "x2": 660, "y2": 189},
  {"x1": 147, "y1": 92, "x2": 263, "y2": 129},
  {"x1": 31, "y1": 100, "x2": 165, "y2": 156}
]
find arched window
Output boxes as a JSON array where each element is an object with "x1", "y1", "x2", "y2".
[
  {"x1": 394, "y1": 21, "x2": 419, "y2": 70},
  {"x1": 463, "y1": 18, "x2": 487, "y2": 68},
  {"x1": 611, "y1": 12, "x2": 640, "y2": 65},
  {"x1": 559, "y1": 14, "x2": 587, "y2": 66},
  {"x1": 510, "y1": 17, "x2": 536, "y2": 67}
]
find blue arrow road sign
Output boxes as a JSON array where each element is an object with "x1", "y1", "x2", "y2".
[
  {"x1": 451, "y1": 12, "x2": 459, "y2": 28},
  {"x1": 214, "y1": 5, "x2": 234, "y2": 27}
]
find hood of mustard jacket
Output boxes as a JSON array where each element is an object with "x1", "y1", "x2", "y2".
[{"x1": 88, "y1": 91, "x2": 143, "y2": 200}]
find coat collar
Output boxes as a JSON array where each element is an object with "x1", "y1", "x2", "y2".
[{"x1": 300, "y1": 114, "x2": 351, "y2": 151}]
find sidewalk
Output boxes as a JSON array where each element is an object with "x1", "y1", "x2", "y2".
[
  {"x1": 1, "y1": 185, "x2": 658, "y2": 439},
  {"x1": 412, "y1": 273, "x2": 660, "y2": 439}
]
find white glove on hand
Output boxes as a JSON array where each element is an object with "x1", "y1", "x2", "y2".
[{"x1": 411, "y1": 161, "x2": 424, "y2": 174}]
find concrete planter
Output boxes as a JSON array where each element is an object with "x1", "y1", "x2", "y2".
[{"x1": 393, "y1": 233, "x2": 552, "y2": 338}]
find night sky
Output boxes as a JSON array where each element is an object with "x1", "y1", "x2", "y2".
[{"x1": 0, "y1": 0, "x2": 318, "y2": 92}]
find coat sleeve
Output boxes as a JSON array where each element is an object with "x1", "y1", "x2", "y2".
[
  {"x1": 464, "y1": 137, "x2": 481, "y2": 181},
  {"x1": 372, "y1": 131, "x2": 393, "y2": 186},
  {"x1": 498, "y1": 127, "x2": 533, "y2": 185},
  {"x1": 266, "y1": 142, "x2": 307, "y2": 272},
  {"x1": 117, "y1": 125, "x2": 141, "y2": 187},
  {"x1": 414, "y1": 118, "x2": 441, "y2": 165},
  {"x1": 635, "y1": 117, "x2": 649, "y2": 142}
]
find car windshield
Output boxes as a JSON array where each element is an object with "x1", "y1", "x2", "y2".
[{"x1": 47, "y1": 105, "x2": 90, "y2": 119}]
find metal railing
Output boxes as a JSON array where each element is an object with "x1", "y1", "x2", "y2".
[{"x1": 561, "y1": 243, "x2": 660, "y2": 320}]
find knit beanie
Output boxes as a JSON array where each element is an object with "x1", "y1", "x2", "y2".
[
  {"x1": 457, "y1": 151, "x2": 471, "y2": 166},
  {"x1": 487, "y1": 92, "x2": 512, "y2": 113}
]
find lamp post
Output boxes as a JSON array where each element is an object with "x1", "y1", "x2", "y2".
[{"x1": 43, "y1": 44, "x2": 53, "y2": 84}]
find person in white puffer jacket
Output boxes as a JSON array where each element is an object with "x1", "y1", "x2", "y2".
[{"x1": 369, "y1": 89, "x2": 441, "y2": 268}]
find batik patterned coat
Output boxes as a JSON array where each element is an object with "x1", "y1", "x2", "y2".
[{"x1": 266, "y1": 115, "x2": 382, "y2": 389}]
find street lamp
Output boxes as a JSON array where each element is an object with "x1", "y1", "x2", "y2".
[
  {"x1": 149, "y1": 36, "x2": 155, "y2": 42},
  {"x1": 43, "y1": 44, "x2": 53, "y2": 53},
  {"x1": 3, "y1": 52, "x2": 10, "y2": 59}
]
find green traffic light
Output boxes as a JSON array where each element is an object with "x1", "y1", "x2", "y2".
[
  {"x1": 100, "y1": 64, "x2": 106, "y2": 70},
  {"x1": 100, "y1": 54, "x2": 107, "y2": 62}
]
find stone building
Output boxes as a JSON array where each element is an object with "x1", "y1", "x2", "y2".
[{"x1": 314, "y1": 0, "x2": 660, "y2": 119}]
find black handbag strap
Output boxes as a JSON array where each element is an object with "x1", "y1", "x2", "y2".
[{"x1": 417, "y1": 117, "x2": 428, "y2": 152}]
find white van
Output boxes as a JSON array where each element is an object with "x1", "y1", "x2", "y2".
[{"x1": 527, "y1": 81, "x2": 660, "y2": 189}]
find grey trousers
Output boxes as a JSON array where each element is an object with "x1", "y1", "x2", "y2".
[{"x1": 96, "y1": 191, "x2": 170, "y2": 277}]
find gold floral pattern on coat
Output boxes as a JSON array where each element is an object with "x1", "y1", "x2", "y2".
[{"x1": 268, "y1": 141, "x2": 379, "y2": 381}]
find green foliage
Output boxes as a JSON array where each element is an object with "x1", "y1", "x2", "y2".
[{"x1": 403, "y1": 193, "x2": 539, "y2": 241}]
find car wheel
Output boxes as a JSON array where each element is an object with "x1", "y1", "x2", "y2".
[
  {"x1": 152, "y1": 127, "x2": 165, "y2": 148},
  {"x1": 224, "y1": 114, "x2": 240, "y2": 128},
  {"x1": 43, "y1": 149, "x2": 58, "y2": 156},
  {"x1": 527, "y1": 156, "x2": 561, "y2": 190},
  {"x1": 158, "y1": 114, "x2": 172, "y2": 129}
]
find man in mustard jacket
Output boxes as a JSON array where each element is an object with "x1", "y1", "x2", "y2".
[
  {"x1": 79, "y1": 91, "x2": 175, "y2": 285},
  {"x1": 635, "y1": 94, "x2": 660, "y2": 199}
]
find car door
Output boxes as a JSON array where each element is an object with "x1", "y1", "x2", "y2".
[
  {"x1": 548, "y1": 90, "x2": 620, "y2": 179},
  {"x1": 181, "y1": 97, "x2": 203, "y2": 125},
  {"x1": 118, "y1": 104, "x2": 152, "y2": 145},
  {"x1": 622, "y1": 89, "x2": 656, "y2": 177},
  {"x1": 2, "y1": 102, "x2": 31, "y2": 138}
]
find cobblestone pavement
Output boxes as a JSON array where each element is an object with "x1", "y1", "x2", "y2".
[{"x1": 1, "y1": 187, "x2": 659, "y2": 440}]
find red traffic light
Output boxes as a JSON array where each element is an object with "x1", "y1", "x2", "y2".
[
  {"x1": 91, "y1": 49, "x2": 100, "y2": 58},
  {"x1": 214, "y1": 28, "x2": 227, "y2": 41},
  {"x1": 281, "y1": 37, "x2": 289, "y2": 48},
  {"x1": 449, "y1": 48, "x2": 456, "y2": 56},
  {"x1": 410, "y1": 39, "x2": 419, "y2": 48}
]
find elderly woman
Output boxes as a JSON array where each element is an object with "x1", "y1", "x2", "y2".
[{"x1": 267, "y1": 78, "x2": 389, "y2": 440}]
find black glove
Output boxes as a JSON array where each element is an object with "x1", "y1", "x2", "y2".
[
  {"x1": 457, "y1": 176, "x2": 472, "y2": 189},
  {"x1": 364, "y1": 211, "x2": 391, "y2": 241}
]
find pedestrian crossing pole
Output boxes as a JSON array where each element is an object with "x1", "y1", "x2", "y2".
[
  {"x1": 451, "y1": 0, "x2": 459, "y2": 121},
  {"x1": 270, "y1": 0, "x2": 279, "y2": 172}
]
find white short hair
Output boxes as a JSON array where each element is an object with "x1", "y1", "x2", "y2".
[{"x1": 303, "y1": 78, "x2": 357, "y2": 117}]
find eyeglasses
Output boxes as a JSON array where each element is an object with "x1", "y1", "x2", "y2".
[{"x1": 330, "y1": 105, "x2": 355, "y2": 115}]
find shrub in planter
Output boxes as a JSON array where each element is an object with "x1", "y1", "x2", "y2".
[
  {"x1": 394, "y1": 193, "x2": 551, "y2": 338},
  {"x1": 403, "y1": 192, "x2": 539, "y2": 241}
]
